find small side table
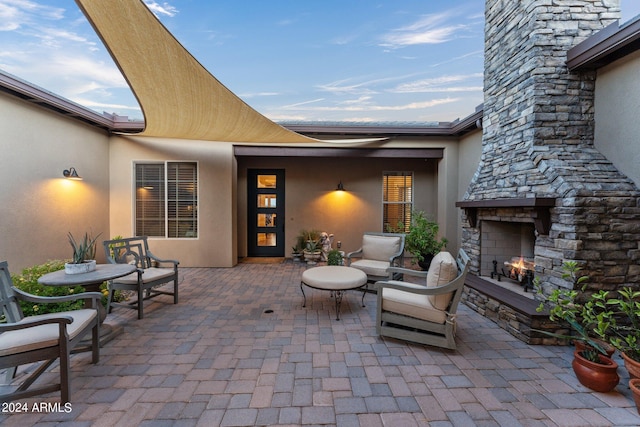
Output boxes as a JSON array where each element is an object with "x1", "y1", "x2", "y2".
[{"x1": 300, "y1": 266, "x2": 367, "y2": 320}]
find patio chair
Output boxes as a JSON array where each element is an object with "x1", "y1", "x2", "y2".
[
  {"x1": 0, "y1": 261, "x2": 100, "y2": 403},
  {"x1": 103, "y1": 236, "x2": 179, "y2": 319},
  {"x1": 375, "y1": 249, "x2": 470, "y2": 350},
  {"x1": 346, "y1": 232, "x2": 405, "y2": 285}
]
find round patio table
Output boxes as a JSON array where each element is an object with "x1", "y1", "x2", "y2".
[
  {"x1": 300, "y1": 266, "x2": 367, "y2": 320},
  {"x1": 38, "y1": 263, "x2": 137, "y2": 347}
]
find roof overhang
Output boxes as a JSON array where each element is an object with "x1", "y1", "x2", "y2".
[{"x1": 567, "y1": 17, "x2": 640, "y2": 71}]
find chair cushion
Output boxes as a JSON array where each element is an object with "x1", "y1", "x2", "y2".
[
  {"x1": 426, "y1": 252, "x2": 459, "y2": 310},
  {"x1": 361, "y1": 235, "x2": 401, "y2": 262},
  {"x1": 0, "y1": 309, "x2": 97, "y2": 356},
  {"x1": 381, "y1": 285, "x2": 447, "y2": 324},
  {"x1": 350, "y1": 259, "x2": 390, "y2": 278},
  {"x1": 112, "y1": 267, "x2": 175, "y2": 284}
]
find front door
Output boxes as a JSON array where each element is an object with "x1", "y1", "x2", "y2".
[{"x1": 247, "y1": 169, "x2": 285, "y2": 257}]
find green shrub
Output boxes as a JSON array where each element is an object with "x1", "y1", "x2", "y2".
[{"x1": 10, "y1": 260, "x2": 114, "y2": 317}]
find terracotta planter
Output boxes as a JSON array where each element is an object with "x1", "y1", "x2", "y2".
[
  {"x1": 571, "y1": 350, "x2": 619, "y2": 393},
  {"x1": 575, "y1": 339, "x2": 616, "y2": 358},
  {"x1": 630, "y1": 379, "x2": 640, "y2": 414},
  {"x1": 622, "y1": 352, "x2": 640, "y2": 380}
]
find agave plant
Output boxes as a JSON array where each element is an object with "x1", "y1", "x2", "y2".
[{"x1": 68, "y1": 231, "x2": 101, "y2": 264}]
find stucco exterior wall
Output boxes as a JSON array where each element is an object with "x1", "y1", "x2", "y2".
[
  {"x1": 594, "y1": 49, "x2": 640, "y2": 187},
  {"x1": 454, "y1": 127, "x2": 483, "y2": 248},
  {"x1": 108, "y1": 135, "x2": 236, "y2": 267},
  {"x1": 237, "y1": 154, "x2": 439, "y2": 259},
  {"x1": 0, "y1": 95, "x2": 110, "y2": 271}
]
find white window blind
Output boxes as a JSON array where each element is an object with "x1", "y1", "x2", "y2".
[
  {"x1": 383, "y1": 171, "x2": 413, "y2": 233},
  {"x1": 135, "y1": 162, "x2": 198, "y2": 238}
]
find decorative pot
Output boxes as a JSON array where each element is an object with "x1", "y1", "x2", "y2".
[
  {"x1": 64, "y1": 260, "x2": 96, "y2": 275},
  {"x1": 303, "y1": 250, "x2": 322, "y2": 265},
  {"x1": 571, "y1": 350, "x2": 619, "y2": 393},
  {"x1": 575, "y1": 339, "x2": 616, "y2": 358},
  {"x1": 629, "y1": 379, "x2": 640, "y2": 414},
  {"x1": 417, "y1": 253, "x2": 435, "y2": 270},
  {"x1": 622, "y1": 352, "x2": 640, "y2": 380}
]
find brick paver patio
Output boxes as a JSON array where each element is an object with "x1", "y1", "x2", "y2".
[{"x1": 2, "y1": 261, "x2": 640, "y2": 426}]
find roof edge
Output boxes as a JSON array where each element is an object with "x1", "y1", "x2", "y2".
[{"x1": 567, "y1": 17, "x2": 640, "y2": 71}]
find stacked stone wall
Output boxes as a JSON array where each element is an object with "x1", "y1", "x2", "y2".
[{"x1": 460, "y1": 0, "x2": 640, "y2": 339}]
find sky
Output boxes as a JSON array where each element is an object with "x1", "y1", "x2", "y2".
[{"x1": 1, "y1": 1, "x2": 640, "y2": 125}]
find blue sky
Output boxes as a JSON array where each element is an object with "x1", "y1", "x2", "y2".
[{"x1": 1, "y1": 1, "x2": 639, "y2": 124}]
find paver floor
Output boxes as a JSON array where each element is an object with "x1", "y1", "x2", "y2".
[{"x1": 2, "y1": 261, "x2": 640, "y2": 426}]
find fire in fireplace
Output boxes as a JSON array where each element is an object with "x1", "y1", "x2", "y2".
[{"x1": 491, "y1": 256, "x2": 535, "y2": 292}]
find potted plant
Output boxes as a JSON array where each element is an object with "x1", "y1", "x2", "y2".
[
  {"x1": 404, "y1": 210, "x2": 447, "y2": 270},
  {"x1": 535, "y1": 261, "x2": 619, "y2": 392},
  {"x1": 327, "y1": 249, "x2": 343, "y2": 266},
  {"x1": 300, "y1": 229, "x2": 322, "y2": 264},
  {"x1": 589, "y1": 287, "x2": 640, "y2": 379},
  {"x1": 65, "y1": 231, "x2": 101, "y2": 275}
]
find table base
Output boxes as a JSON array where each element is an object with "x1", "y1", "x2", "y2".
[{"x1": 300, "y1": 282, "x2": 366, "y2": 320}]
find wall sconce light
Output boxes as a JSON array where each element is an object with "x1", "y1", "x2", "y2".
[
  {"x1": 63, "y1": 167, "x2": 82, "y2": 180},
  {"x1": 336, "y1": 181, "x2": 345, "y2": 191}
]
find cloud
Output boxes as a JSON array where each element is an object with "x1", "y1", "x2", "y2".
[
  {"x1": 283, "y1": 97, "x2": 458, "y2": 112},
  {"x1": 392, "y1": 73, "x2": 483, "y2": 93},
  {"x1": 379, "y1": 12, "x2": 467, "y2": 48},
  {"x1": 0, "y1": 0, "x2": 64, "y2": 31},
  {"x1": 143, "y1": 1, "x2": 178, "y2": 17}
]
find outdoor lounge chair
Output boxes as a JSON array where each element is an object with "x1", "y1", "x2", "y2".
[
  {"x1": 346, "y1": 232, "x2": 405, "y2": 285},
  {"x1": 102, "y1": 236, "x2": 179, "y2": 319},
  {"x1": 375, "y1": 249, "x2": 470, "y2": 350},
  {"x1": 0, "y1": 261, "x2": 100, "y2": 403}
]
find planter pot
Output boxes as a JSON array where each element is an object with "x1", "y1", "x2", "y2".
[
  {"x1": 303, "y1": 250, "x2": 322, "y2": 263},
  {"x1": 417, "y1": 253, "x2": 435, "y2": 271},
  {"x1": 629, "y1": 379, "x2": 640, "y2": 414},
  {"x1": 622, "y1": 352, "x2": 640, "y2": 380},
  {"x1": 572, "y1": 350, "x2": 619, "y2": 393},
  {"x1": 575, "y1": 339, "x2": 616, "y2": 358},
  {"x1": 64, "y1": 260, "x2": 96, "y2": 275}
]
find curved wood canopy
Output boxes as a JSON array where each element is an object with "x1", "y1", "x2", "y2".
[{"x1": 75, "y1": 0, "x2": 318, "y2": 143}]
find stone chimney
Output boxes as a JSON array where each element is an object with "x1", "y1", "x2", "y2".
[{"x1": 460, "y1": 0, "x2": 640, "y2": 296}]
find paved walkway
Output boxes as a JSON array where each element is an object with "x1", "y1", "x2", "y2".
[{"x1": 2, "y1": 261, "x2": 640, "y2": 426}]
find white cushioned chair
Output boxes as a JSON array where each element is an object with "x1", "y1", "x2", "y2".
[
  {"x1": 346, "y1": 232, "x2": 405, "y2": 284},
  {"x1": 0, "y1": 261, "x2": 100, "y2": 403},
  {"x1": 375, "y1": 249, "x2": 470, "y2": 350}
]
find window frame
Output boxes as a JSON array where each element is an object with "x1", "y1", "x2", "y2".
[
  {"x1": 133, "y1": 161, "x2": 199, "y2": 239},
  {"x1": 382, "y1": 171, "x2": 413, "y2": 233}
]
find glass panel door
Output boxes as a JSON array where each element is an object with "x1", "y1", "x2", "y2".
[{"x1": 247, "y1": 169, "x2": 285, "y2": 256}]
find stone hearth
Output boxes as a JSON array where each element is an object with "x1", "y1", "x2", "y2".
[{"x1": 457, "y1": 0, "x2": 640, "y2": 343}]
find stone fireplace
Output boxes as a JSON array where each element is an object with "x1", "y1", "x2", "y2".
[{"x1": 457, "y1": 0, "x2": 640, "y2": 343}]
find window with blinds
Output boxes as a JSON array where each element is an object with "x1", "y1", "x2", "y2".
[
  {"x1": 135, "y1": 162, "x2": 198, "y2": 238},
  {"x1": 383, "y1": 171, "x2": 413, "y2": 233}
]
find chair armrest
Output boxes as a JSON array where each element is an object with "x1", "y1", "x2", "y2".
[
  {"x1": 387, "y1": 267, "x2": 428, "y2": 279},
  {"x1": 12, "y1": 287, "x2": 102, "y2": 307},
  {"x1": 0, "y1": 316, "x2": 73, "y2": 332},
  {"x1": 375, "y1": 274, "x2": 464, "y2": 296},
  {"x1": 345, "y1": 248, "x2": 363, "y2": 260},
  {"x1": 146, "y1": 250, "x2": 179, "y2": 266}
]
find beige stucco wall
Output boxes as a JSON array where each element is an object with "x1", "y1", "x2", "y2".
[
  {"x1": 0, "y1": 95, "x2": 110, "y2": 271},
  {"x1": 453, "y1": 127, "x2": 483, "y2": 249},
  {"x1": 594, "y1": 49, "x2": 640, "y2": 187},
  {"x1": 108, "y1": 135, "x2": 236, "y2": 267},
  {"x1": 237, "y1": 146, "x2": 442, "y2": 259}
]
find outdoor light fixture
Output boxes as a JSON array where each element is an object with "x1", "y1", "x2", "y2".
[
  {"x1": 63, "y1": 167, "x2": 82, "y2": 180},
  {"x1": 336, "y1": 181, "x2": 345, "y2": 191}
]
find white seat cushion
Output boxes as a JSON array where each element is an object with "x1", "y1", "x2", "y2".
[
  {"x1": 426, "y1": 252, "x2": 458, "y2": 310},
  {"x1": 0, "y1": 309, "x2": 97, "y2": 356},
  {"x1": 350, "y1": 259, "x2": 390, "y2": 278},
  {"x1": 381, "y1": 285, "x2": 447, "y2": 324},
  {"x1": 302, "y1": 266, "x2": 367, "y2": 290},
  {"x1": 361, "y1": 235, "x2": 401, "y2": 261},
  {"x1": 112, "y1": 267, "x2": 175, "y2": 284}
]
